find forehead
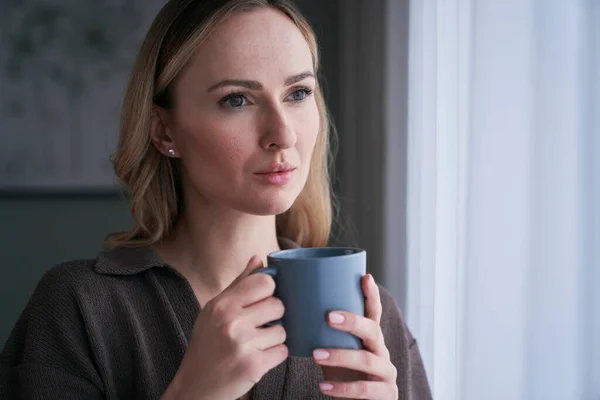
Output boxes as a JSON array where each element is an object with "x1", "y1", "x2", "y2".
[{"x1": 184, "y1": 8, "x2": 314, "y2": 84}]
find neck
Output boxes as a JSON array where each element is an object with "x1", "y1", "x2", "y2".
[{"x1": 155, "y1": 199, "x2": 281, "y2": 297}]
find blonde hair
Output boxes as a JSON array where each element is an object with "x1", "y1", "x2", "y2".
[{"x1": 106, "y1": 0, "x2": 335, "y2": 249}]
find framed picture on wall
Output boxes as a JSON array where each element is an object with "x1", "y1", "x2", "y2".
[{"x1": 0, "y1": 0, "x2": 164, "y2": 193}]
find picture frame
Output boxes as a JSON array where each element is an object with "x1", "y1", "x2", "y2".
[{"x1": 0, "y1": 0, "x2": 163, "y2": 194}]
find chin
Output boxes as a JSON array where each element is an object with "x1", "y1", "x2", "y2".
[
  {"x1": 235, "y1": 189, "x2": 300, "y2": 216},
  {"x1": 251, "y1": 195, "x2": 297, "y2": 216}
]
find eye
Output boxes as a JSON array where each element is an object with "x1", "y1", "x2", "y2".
[
  {"x1": 220, "y1": 93, "x2": 247, "y2": 108},
  {"x1": 287, "y1": 88, "x2": 314, "y2": 102}
]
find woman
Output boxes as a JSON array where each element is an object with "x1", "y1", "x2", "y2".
[{"x1": 0, "y1": 0, "x2": 431, "y2": 399}]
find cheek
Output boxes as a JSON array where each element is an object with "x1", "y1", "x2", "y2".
[
  {"x1": 296, "y1": 106, "x2": 320, "y2": 163},
  {"x1": 175, "y1": 117, "x2": 249, "y2": 180}
]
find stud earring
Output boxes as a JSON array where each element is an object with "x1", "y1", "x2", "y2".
[{"x1": 168, "y1": 149, "x2": 176, "y2": 156}]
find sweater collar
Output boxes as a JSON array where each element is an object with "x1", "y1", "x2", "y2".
[{"x1": 93, "y1": 237, "x2": 300, "y2": 276}]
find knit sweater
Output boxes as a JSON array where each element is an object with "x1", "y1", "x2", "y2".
[{"x1": 0, "y1": 240, "x2": 432, "y2": 399}]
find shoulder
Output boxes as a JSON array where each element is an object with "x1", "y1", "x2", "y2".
[
  {"x1": 13, "y1": 245, "x2": 166, "y2": 334},
  {"x1": 1, "y1": 259, "x2": 105, "y2": 386},
  {"x1": 4, "y1": 247, "x2": 153, "y2": 353},
  {"x1": 19, "y1": 258, "x2": 113, "y2": 322},
  {"x1": 34, "y1": 258, "x2": 99, "y2": 296},
  {"x1": 7, "y1": 259, "x2": 98, "y2": 330},
  {"x1": 5, "y1": 258, "x2": 102, "y2": 337},
  {"x1": 12, "y1": 245, "x2": 169, "y2": 332},
  {"x1": 30, "y1": 245, "x2": 167, "y2": 300},
  {"x1": 1, "y1": 247, "x2": 171, "y2": 395}
]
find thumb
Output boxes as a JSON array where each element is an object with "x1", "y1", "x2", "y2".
[{"x1": 225, "y1": 255, "x2": 264, "y2": 291}]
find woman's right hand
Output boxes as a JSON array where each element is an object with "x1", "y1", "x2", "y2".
[{"x1": 162, "y1": 256, "x2": 287, "y2": 400}]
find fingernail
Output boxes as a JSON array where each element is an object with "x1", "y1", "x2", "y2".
[
  {"x1": 313, "y1": 349, "x2": 330, "y2": 360},
  {"x1": 320, "y1": 382, "x2": 334, "y2": 391},
  {"x1": 329, "y1": 312, "x2": 345, "y2": 324}
]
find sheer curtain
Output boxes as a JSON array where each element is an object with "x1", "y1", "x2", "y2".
[{"x1": 404, "y1": 0, "x2": 598, "y2": 399}]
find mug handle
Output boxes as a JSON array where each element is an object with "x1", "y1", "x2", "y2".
[
  {"x1": 251, "y1": 267, "x2": 282, "y2": 327},
  {"x1": 252, "y1": 266, "x2": 277, "y2": 278}
]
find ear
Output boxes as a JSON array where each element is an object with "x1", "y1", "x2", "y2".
[{"x1": 150, "y1": 105, "x2": 179, "y2": 158}]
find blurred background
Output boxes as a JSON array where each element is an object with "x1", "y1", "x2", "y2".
[{"x1": 0, "y1": 0, "x2": 598, "y2": 399}]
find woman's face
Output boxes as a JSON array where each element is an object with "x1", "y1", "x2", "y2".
[{"x1": 163, "y1": 8, "x2": 319, "y2": 216}]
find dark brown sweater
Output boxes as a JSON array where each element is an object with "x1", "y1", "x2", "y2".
[{"x1": 0, "y1": 241, "x2": 432, "y2": 399}]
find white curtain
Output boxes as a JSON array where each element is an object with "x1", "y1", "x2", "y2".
[
  {"x1": 592, "y1": 2, "x2": 600, "y2": 395},
  {"x1": 405, "y1": 0, "x2": 598, "y2": 399}
]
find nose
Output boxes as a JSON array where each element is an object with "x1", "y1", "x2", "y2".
[{"x1": 259, "y1": 104, "x2": 297, "y2": 151}]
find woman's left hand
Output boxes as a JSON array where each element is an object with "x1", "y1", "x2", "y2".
[{"x1": 313, "y1": 274, "x2": 398, "y2": 399}]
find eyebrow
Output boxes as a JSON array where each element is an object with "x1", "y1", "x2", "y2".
[{"x1": 207, "y1": 71, "x2": 315, "y2": 92}]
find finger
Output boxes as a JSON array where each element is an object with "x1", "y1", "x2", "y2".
[
  {"x1": 319, "y1": 380, "x2": 395, "y2": 399},
  {"x1": 244, "y1": 296, "x2": 285, "y2": 327},
  {"x1": 230, "y1": 271, "x2": 276, "y2": 307},
  {"x1": 226, "y1": 255, "x2": 264, "y2": 291},
  {"x1": 327, "y1": 311, "x2": 384, "y2": 355},
  {"x1": 312, "y1": 349, "x2": 396, "y2": 381},
  {"x1": 260, "y1": 343, "x2": 289, "y2": 371},
  {"x1": 363, "y1": 274, "x2": 382, "y2": 324},
  {"x1": 223, "y1": 255, "x2": 271, "y2": 307},
  {"x1": 251, "y1": 324, "x2": 287, "y2": 350}
]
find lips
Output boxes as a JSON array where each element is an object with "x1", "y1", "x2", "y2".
[
  {"x1": 254, "y1": 162, "x2": 297, "y2": 175},
  {"x1": 253, "y1": 162, "x2": 297, "y2": 185}
]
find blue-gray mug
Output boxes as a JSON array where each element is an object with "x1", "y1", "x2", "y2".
[{"x1": 253, "y1": 247, "x2": 366, "y2": 358}]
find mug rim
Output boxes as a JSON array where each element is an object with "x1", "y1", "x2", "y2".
[{"x1": 268, "y1": 246, "x2": 365, "y2": 261}]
